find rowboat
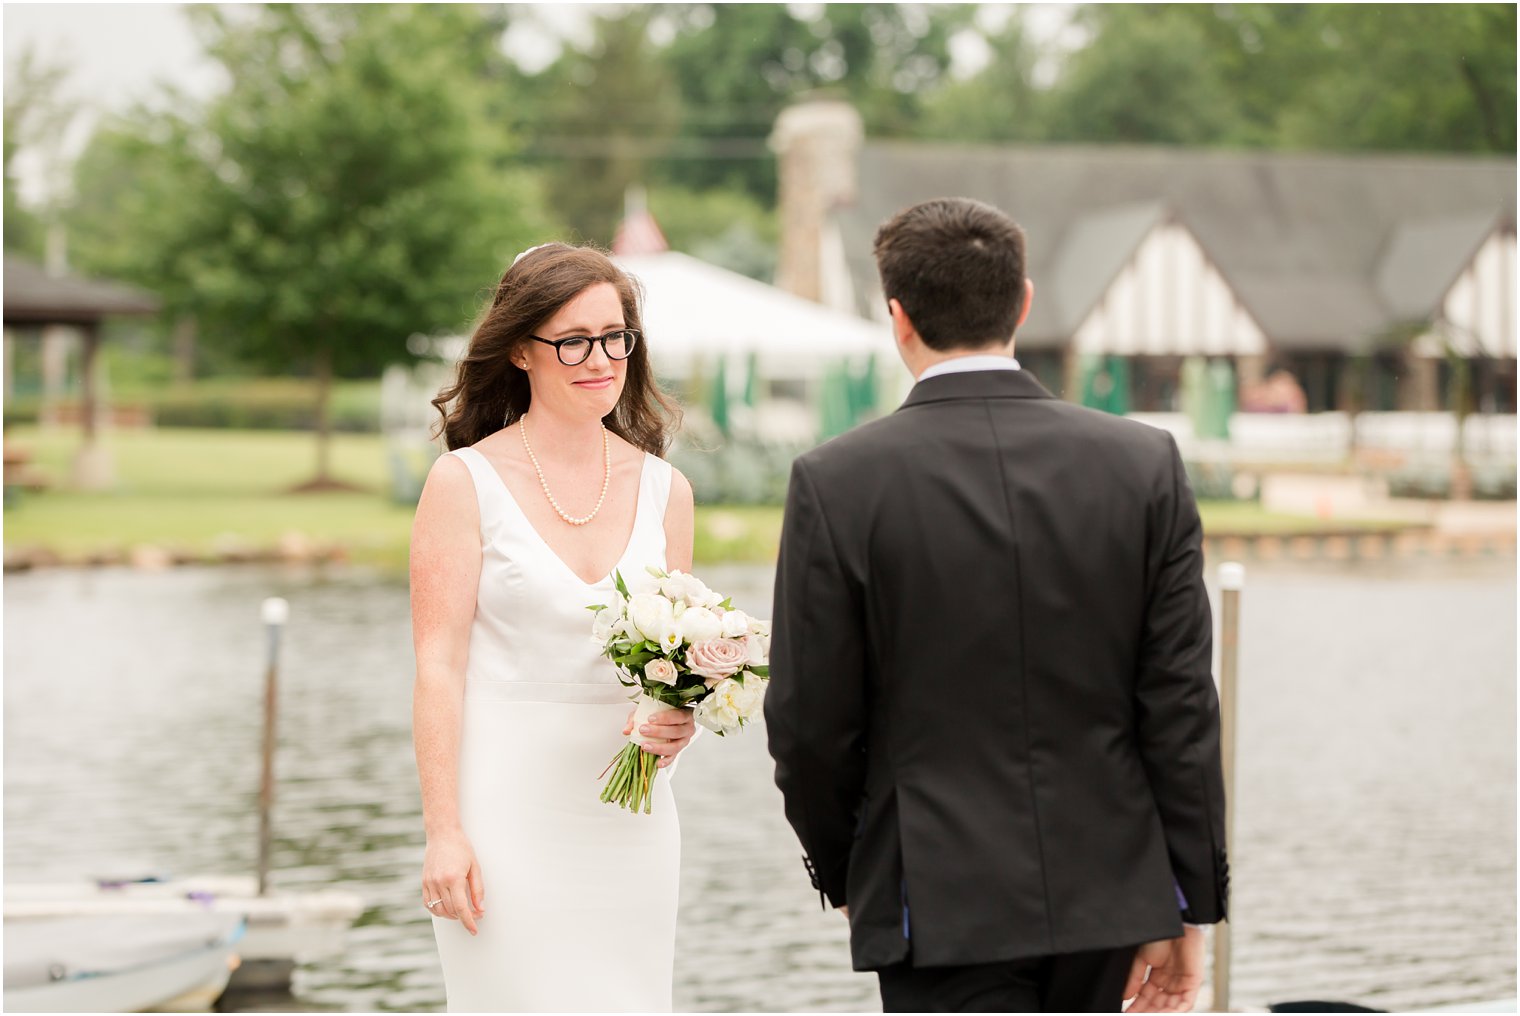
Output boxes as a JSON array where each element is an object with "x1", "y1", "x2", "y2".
[
  {"x1": 5, "y1": 875, "x2": 363, "y2": 991},
  {"x1": 3, "y1": 911, "x2": 244, "y2": 1012}
]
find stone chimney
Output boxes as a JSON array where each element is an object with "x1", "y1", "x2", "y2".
[{"x1": 770, "y1": 98, "x2": 863, "y2": 302}]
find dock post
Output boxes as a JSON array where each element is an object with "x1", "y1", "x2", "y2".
[
  {"x1": 258, "y1": 597, "x2": 290, "y2": 897},
  {"x1": 1213, "y1": 562, "x2": 1244, "y2": 1011}
]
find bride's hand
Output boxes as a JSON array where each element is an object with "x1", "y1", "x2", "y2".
[
  {"x1": 623, "y1": 706, "x2": 697, "y2": 769},
  {"x1": 422, "y1": 830, "x2": 486, "y2": 935}
]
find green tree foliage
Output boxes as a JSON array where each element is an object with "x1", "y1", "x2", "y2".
[
  {"x1": 1041, "y1": 5, "x2": 1237, "y2": 145},
  {"x1": 66, "y1": 4, "x2": 551, "y2": 485},
  {"x1": 516, "y1": 8, "x2": 684, "y2": 244},
  {"x1": 936, "y1": 4, "x2": 1515, "y2": 153},
  {"x1": 506, "y1": 3, "x2": 970, "y2": 257},
  {"x1": 647, "y1": 184, "x2": 778, "y2": 280},
  {"x1": 917, "y1": 13, "x2": 1046, "y2": 143},
  {"x1": 3, "y1": 49, "x2": 74, "y2": 258},
  {"x1": 658, "y1": 3, "x2": 971, "y2": 199},
  {"x1": 1271, "y1": 4, "x2": 1516, "y2": 153}
]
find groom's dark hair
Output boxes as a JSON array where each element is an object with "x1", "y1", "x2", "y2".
[{"x1": 872, "y1": 197, "x2": 1027, "y2": 352}]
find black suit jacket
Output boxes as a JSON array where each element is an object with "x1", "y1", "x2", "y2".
[{"x1": 765, "y1": 368, "x2": 1228, "y2": 972}]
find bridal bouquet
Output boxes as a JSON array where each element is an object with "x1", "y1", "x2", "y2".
[{"x1": 588, "y1": 566, "x2": 770, "y2": 813}]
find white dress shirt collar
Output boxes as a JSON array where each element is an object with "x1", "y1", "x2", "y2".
[{"x1": 916, "y1": 354, "x2": 1022, "y2": 385}]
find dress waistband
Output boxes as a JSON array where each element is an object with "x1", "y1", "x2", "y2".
[{"x1": 464, "y1": 679, "x2": 634, "y2": 705}]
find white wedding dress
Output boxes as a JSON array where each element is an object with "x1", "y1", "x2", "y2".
[{"x1": 432, "y1": 446, "x2": 680, "y2": 1013}]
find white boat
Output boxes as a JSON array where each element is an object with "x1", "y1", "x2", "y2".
[
  {"x1": 3, "y1": 911, "x2": 244, "y2": 1012},
  {"x1": 5, "y1": 876, "x2": 364, "y2": 991}
]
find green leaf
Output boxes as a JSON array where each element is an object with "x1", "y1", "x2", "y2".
[
  {"x1": 747, "y1": 665, "x2": 769, "y2": 678},
  {"x1": 613, "y1": 570, "x2": 631, "y2": 599}
]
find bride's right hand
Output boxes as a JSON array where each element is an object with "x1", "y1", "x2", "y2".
[{"x1": 423, "y1": 830, "x2": 486, "y2": 935}]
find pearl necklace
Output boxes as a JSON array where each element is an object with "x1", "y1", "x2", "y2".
[{"x1": 519, "y1": 417, "x2": 610, "y2": 526}]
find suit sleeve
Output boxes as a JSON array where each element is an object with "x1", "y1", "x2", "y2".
[
  {"x1": 764, "y1": 456, "x2": 867, "y2": 909},
  {"x1": 1135, "y1": 435, "x2": 1230, "y2": 924}
]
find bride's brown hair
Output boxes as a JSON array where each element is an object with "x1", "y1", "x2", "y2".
[{"x1": 432, "y1": 243, "x2": 681, "y2": 454}]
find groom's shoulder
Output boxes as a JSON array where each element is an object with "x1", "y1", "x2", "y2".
[
  {"x1": 793, "y1": 398, "x2": 1179, "y2": 489},
  {"x1": 793, "y1": 412, "x2": 907, "y2": 478}
]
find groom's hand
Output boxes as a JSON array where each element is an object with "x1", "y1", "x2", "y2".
[
  {"x1": 1123, "y1": 924, "x2": 1205, "y2": 1012},
  {"x1": 624, "y1": 706, "x2": 696, "y2": 769}
]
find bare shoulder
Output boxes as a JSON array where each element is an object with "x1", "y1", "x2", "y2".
[
  {"x1": 415, "y1": 450, "x2": 478, "y2": 526},
  {"x1": 662, "y1": 462, "x2": 695, "y2": 572},
  {"x1": 422, "y1": 447, "x2": 472, "y2": 494},
  {"x1": 667, "y1": 463, "x2": 694, "y2": 507}
]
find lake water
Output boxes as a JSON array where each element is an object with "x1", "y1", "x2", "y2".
[{"x1": 3, "y1": 559, "x2": 1514, "y2": 1012}]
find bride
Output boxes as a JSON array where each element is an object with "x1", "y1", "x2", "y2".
[{"x1": 411, "y1": 243, "x2": 697, "y2": 1011}]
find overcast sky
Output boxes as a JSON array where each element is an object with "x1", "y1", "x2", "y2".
[{"x1": 3, "y1": 3, "x2": 1078, "y2": 207}]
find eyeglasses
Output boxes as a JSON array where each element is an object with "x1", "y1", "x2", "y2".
[{"x1": 529, "y1": 328, "x2": 640, "y2": 366}]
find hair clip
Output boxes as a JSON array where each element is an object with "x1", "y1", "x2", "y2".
[{"x1": 512, "y1": 243, "x2": 554, "y2": 267}]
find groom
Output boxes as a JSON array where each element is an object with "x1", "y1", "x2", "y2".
[{"x1": 765, "y1": 197, "x2": 1227, "y2": 1013}]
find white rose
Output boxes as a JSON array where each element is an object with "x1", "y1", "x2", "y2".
[
  {"x1": 628, "y1": 593, "x2": 675, "y2": 643},
  {"x1": 741, "y1": 633, "x2": 768, "y2": 667},
  {"x1": 730, "y1": 675, "x2": 765, "y2": 717},
  {"x1": 694, "y1": 676, "x2": 765, "y2": 734},
  {"x1": 747, "y1": 617, "x2": 770, "y2": 638},
  {"x1": 590, "y1": 608, "x2": 615, "y2": 644},
  {"x1": 719, "y1": 609, "x2": 750, "y2": 638},
  {"x1": 678, "y1": 607, "x2": 723, "y2": 644},
  {"x1": 660, "y1": 570, "x2": 715, "y2": 608},
  {"x1": 694, "y1": 684, "x2": 741, "y2": 735},
  {"x1": 644, "y1": 658, "x2": 679, "y2": 686}
]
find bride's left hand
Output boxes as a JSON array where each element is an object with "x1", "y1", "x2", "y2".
[{"x1": 624, "y1": 707, "x2": 696, "y2": 768}]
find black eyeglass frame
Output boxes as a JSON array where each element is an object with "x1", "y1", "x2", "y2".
[{"x1": 528, "y1": 328, "x2": 640, "y2": 366}]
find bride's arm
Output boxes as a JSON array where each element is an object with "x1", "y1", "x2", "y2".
[
  {"x1": 663, "y1": 466, "x2": 695, "y2": 573},
  {"x1": 411, "y1": 453, "x2": 485, "y2": 934}
]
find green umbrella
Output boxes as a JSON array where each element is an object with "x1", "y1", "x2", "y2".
[
  {"x1": 1080, "y1": 354, "x2": 1131, "y2": 415},
  {"x1": 1107, "y1": 356, "x2": 1131, "y2": 415},
  {"x1": 1181, "y1": 356, "x2": 1209, "y2": 436},
  {"x1": 741, "y1": 351, "x2": 760, "y2": 409},
  {"x1": 710, "y1": 355, "x2": 730, "y2": 438},
  {"x1": 849, "y1": 353, "x2": 879, "y2": 424},
  {"x1": 817, "y1": 362, "x2": 854, "y2": 442},
  {"x1": 1204, "y1": 359, "x2": 1235, "y2": 439}
]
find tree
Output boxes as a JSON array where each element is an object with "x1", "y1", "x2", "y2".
[
  {"x1": 658, "y1": 3, "x2": 972, "y2": 200},
  {"x1": 1041, "y1": 5, "x2": 1237, "y2": 146},
  {"x1": 514, "y1": 8, "x2": 684, "y2": 244},
  {"x1": 3, "y1": 48, "x2": 76, "y2": 258},
  {"x1": 79, "y1": 4, "x2": 551, "y2": 488},
  {"x1": 916, "y1": 10, "x2": 1047, "y2": 144},
  {"x1": 1272, "y1": 4, "x2": 1516, "y2": 153}
]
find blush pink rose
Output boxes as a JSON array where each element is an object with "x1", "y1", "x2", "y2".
[{"x1": 687, "y1": 638, "x2": 748, "y2": 683}]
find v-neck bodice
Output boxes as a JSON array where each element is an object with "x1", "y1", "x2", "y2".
[{"x1": 447, "y1": 445, "x2": 671, "y2": 692}]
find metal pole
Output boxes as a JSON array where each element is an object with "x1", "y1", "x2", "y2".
[
  {"x1": 257, "y1": 597, "x2": 289, "y2": 897},
  {"x1": 1213, "y1": 562, "x2": 1244, "y2": 1012}
]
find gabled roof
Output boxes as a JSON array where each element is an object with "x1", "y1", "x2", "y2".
[
  {"x1": 1376, "y1": 211, "x2": 1505, "y2": 321},
  {"x1": 1047, "y1": 201, "x2": 1166, "y2": 336},
  {"x1": 3, "y1": 257, "x2": 160, "y2": 326},
  {"x1": 836, "y1": 142, "x2": 1516, "y2": 352}
]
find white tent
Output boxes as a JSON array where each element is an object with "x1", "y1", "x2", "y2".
[{"x1": 614, "y1": 251, "x2": 894, "y2": 381}]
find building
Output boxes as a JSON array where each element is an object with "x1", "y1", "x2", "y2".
[{"x1": 772, "y1": 101, "x2": 1516, "y2": 415}]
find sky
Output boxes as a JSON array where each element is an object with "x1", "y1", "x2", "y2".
[{"x1": 3, "y1": 3, "x2": 1081, "y2": 207}]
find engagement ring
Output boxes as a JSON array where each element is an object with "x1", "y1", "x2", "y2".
[{"x1": 426, "y1": 898, "x2": 443, "y2": 908}]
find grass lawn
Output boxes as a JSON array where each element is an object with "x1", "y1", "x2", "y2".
[{"x1": 4, "y1": 427, "x2": 1405, "y2": 574}]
